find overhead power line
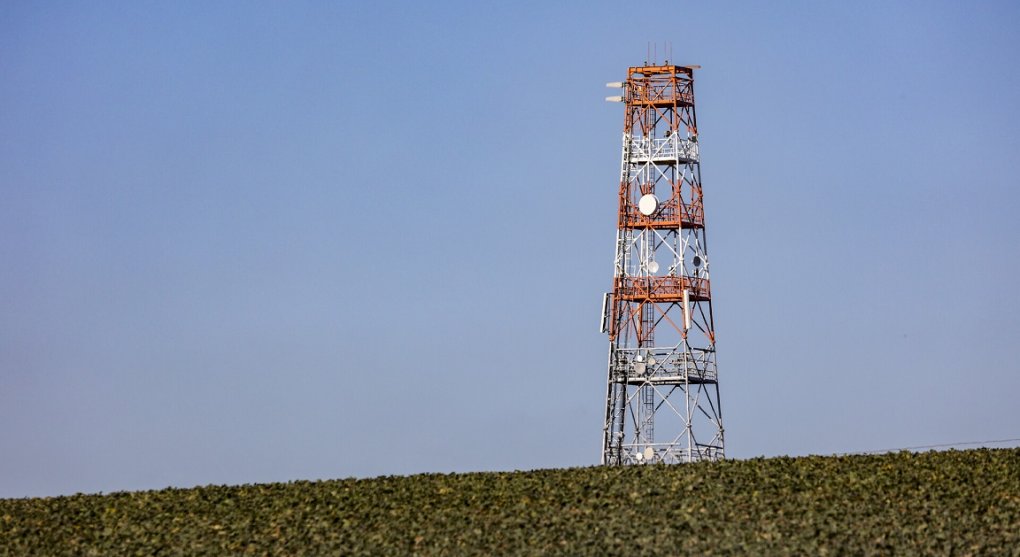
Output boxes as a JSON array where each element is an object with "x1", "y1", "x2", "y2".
[{"x1": 844, "y1": 437, "x2": 1020, "y2": 456}]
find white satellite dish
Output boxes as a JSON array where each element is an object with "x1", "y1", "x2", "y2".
[
  {"x1": 647, "y1": 356, "x2": 657, "y2": 366},
  {"x1": 638, "y1": 194, "x2": 658, "y2": 216},
  {"x1": 643, "y1": 447, "x2": 655, "y2": 461},
  {"x1": 647, "y1": 261, "x2": 659, "y2": 274}
]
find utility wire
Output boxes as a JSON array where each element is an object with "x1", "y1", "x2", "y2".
[{"x1": 841, "y1": 437, "x2": 1020, "y2": 456}]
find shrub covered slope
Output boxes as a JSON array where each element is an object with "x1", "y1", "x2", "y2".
[{"x1": 2, "y1": 449, "x2": 1018, "y2": 555}]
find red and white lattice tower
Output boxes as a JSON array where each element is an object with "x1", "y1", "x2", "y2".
[{"x1": 600, "y1": 64, "x2": 724, "y2": 465}]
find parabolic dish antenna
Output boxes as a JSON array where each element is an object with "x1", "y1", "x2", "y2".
[
  {"x1": 638, "y1": 194, "x2": 658, "y2": 216},
  {"x1": 643, "y1": 447, "x2": 655, "y2": 461},
  {"x1": 647, "y1": 261, "x2": 660, "y2": 274},
  {"x1": 692, "y1": 255, "x2": 703, "y2": 267}
]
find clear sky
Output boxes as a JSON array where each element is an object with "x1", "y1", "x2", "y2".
[{"x1": 2, "y1": 1, "x2": 1019, "y2": 498}]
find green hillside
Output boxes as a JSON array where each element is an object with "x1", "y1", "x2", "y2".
[{"x1": 2, "y1": 449, "x2": 1018, "y2": 555}]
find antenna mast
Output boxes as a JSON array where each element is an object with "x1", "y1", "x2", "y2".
[{"x1": 601, "y1": 63, "x2": 725, "y2": 465}]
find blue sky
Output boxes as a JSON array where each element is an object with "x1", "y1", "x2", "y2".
[{"x1": 2, "y1": 1, "x2": 1019, "y2": 498}]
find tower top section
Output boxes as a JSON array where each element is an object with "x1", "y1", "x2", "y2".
[{"x1": 607, "y1": 65, "x2": 702, "y2": 109}]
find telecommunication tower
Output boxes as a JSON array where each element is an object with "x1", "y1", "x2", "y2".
[{"x1": 600, "y1": 63, "x2": 724, "y2": 465}]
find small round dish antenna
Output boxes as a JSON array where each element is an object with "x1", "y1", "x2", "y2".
[
  {"x1": 692, "y1": 255, "x2": 702, "y2": 268},
  {"x1": 638, "y1": 194, "x2": 658, "y2": 216},
  {"x1": 647, "y1": 261, "x2": 660, "y2": 274},
  {"x1": 643, "y1": 447, "x2": 655, "y2": 461}
]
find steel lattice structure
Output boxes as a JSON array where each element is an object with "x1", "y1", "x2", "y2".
[{"x1": 600, "y1": 64, "x2": 724, "y2": 465}]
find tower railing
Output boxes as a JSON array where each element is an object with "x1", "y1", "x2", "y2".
[
  {"x1": 627, "y1": 84, "x2": 694, "y2": 106},
  {"x1": 619, "y1": 443, "x2": 724, "y2": 464},
  {"x1": 613, "y1": 276, "x2": 711, "y2": 301},
  {"x1": 625, "y1": 134, "x2": 699, "y2": 163},
  {"x1": 609, "y1": 346, "x2": 718, "y2": 383},
  {"x1": 619, "y1": 197, "x2": 705, "y2": 229}
]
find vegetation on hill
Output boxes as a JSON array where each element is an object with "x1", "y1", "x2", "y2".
[{"x1": 2, "y1": 449, "x2": 1018, "y2": 555}]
